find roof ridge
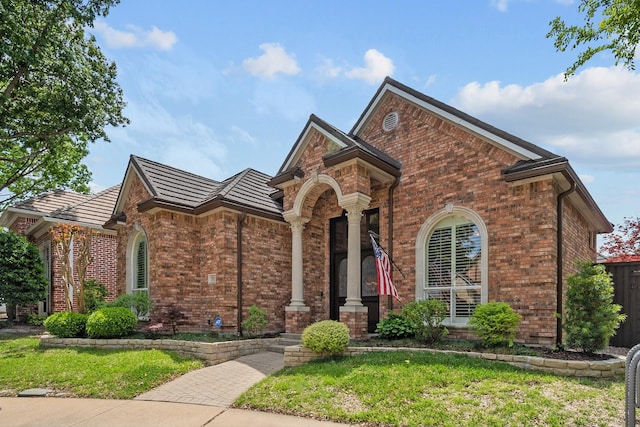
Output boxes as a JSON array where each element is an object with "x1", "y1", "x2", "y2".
[{"x1": 131, "y1": 155, "x2": 220, "y2": 185}]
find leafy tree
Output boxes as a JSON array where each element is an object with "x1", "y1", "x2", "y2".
[
  {"x1": 563, "y1": 261, "x2": 626, "y2": 353},
  {"x1": 547, "y1": 0, "x2": 640, "y2": 77},
  {"x1": 0, "y1": 229, "x2": 48, "y2": 320},
  {"x1": 600, "y1": 216, "x2": 640, "y2": 261},
  {"x1": 0, "y1": 0, "x2": 128, "y2": 209}
]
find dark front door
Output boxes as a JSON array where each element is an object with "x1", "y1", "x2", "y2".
[{"x1": 330, "y1": 209, "x2": 380, "y2": 332}]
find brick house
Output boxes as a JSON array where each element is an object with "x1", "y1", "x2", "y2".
[
  {"x1": 0, "y1": 186, "x2": 119, "y2": 316},
  {"x1": 108, "y1": 77, "x2": 611, "y2": 346}
]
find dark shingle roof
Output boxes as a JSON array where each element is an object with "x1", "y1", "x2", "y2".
[
  {"x1": 131, "y1": 156, "x2": 221, "y2": 208},
  {"x1": 129, "y1": 156, "x2": 282, "y2": 219}
]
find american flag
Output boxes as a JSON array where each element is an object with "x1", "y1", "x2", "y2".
[{"x1": 370, "y1": 235, "x2": 401, "y2": 302}]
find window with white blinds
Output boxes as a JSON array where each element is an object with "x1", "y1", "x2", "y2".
[
  {"x1": 133, "y1": 235, "x2": 148, "y2": 298},
  {"x1": 425, "y1": 216, "x2": 482, "y2": 323}
]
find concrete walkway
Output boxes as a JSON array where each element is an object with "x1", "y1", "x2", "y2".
[{"x1": 0, "y1": 351, "x2": 350, "y2": 426}]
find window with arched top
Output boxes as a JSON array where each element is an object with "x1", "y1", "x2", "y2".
[
  {"x1": 127, "y1": 226, "x2": 149, "y2": 318},
  {"x1": 416, "y1": 207, "x2": 488, "y2": 325}
]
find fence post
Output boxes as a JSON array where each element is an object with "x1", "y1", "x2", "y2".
[{"x1": 625, "y1": 344, "x2": 640, "y2": 426}]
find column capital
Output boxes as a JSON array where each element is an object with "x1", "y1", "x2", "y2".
[
  {"x1": 339, "y1": 192, "x2": 371, "y2": 213},
  {"x1": 283, "y1": 211, "x2": 310, "y2": 230}
]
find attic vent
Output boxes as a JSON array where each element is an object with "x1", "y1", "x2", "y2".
[{"x1": 382, "y1": 112, "x2": 399, "y2": 131}]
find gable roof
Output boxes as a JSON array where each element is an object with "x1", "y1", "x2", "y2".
[
  {"x1": 112, "y1": 155, "x2": 283, "y2": 222},
  {"x1": 351, "y1": 76, "x2": 558, "y2": 161},
  {"x1": 0, "y1": 185, "x2": 120, "y2": 233}
]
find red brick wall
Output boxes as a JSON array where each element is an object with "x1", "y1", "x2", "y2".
[
  {"x1": 117, "y1": 173, "x2": 291, "y2": 333},
  {"x1": 279, "y1": 93, "x2": 599, "y2": 345}
]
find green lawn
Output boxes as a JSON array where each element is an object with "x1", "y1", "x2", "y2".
[
  {"x1": 236, "y1": 351, "x2": 625, "y2": 427},
  {"x1": 0, "y1": 337, "x2": 203, "y2": 399}
]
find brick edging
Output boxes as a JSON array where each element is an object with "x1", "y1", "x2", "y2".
[
  {"x1": 39, "y1": 336, "x2": 279, "y2": 365},
  {"x1": 284, "y1": 345, "x2": 626, "y2": 378}
]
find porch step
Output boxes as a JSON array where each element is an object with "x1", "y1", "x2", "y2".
[{"x1": 278, "y1": 333, "x2": 302, "y2": 347}]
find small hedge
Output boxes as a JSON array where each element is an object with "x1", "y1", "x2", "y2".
[
  {"x1": 86, "y1": 307, "x2": 138, "y2": 339},
  {"x1": 302, "y1": 320, "x2": 350, "y2": 355},
  {"x1": 469, "y1": 301, "x2": 521, "y2": 347},
  {"x1": 375, "y1": 312, "x2": 415, "y2": 339},
  {"x1": 44, "y1": 312, "x2": 88, "y2": 338}
]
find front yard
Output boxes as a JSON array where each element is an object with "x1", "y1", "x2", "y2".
[
  {"x1": 237, "y1": 350, "x2": 625, "y2": 426},
  {"x1": 0, "y1": 337, "x2": 203, "y2": 399}
]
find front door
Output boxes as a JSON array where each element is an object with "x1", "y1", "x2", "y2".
[{"x1": 330, "y1": 209, "x2": 380, "y2": 332}]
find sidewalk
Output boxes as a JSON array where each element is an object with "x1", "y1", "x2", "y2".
[{"x1": 0, "y1": 351, "x2": 350, "y2": 427}]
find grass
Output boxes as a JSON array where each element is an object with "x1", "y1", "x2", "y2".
[
  {"x1": 236, "y1": 351, "x2": 625, "y2": 427},
  {"x1": 0, "y1": 337, "x2": 203, "y2": 399}
]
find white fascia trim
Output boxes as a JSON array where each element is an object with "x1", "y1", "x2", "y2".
[
  {"x1": 353, "y1": 84, "x2": 542, "y2": 161},
  {"x1": 281, "y1": 122, "x2": 349, "y2": 172}
]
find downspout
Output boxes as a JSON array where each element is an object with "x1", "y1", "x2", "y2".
[
  {"x1": 556, "y1": 174, "x2": 576, "y2": 348},
  {"x1": 237, "y1": 212, "x2": 247, "y2": 336},
  {"x1": 387, "y1": 175, "x2": 401, "y2": 311}
]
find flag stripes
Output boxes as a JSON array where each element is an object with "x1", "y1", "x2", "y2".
[{"x1": 370, "y1": 234, "x2": 401, "y2": 302}]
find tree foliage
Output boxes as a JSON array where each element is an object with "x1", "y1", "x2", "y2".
[
  {"x1": 0, "y1": 0, "x2": 128, "y2": 209},
  {"x1": 600, "y1": 216, "x2": 640, "y2": 260},
  {"x1": 563, "y1": 261, "x2": 625, "y2": 353},
  {"x1": 0, "y1": 229, "x2": 48, "y2": 318},
  {"x1": 547, "y1": 0, "x2": 640, "y2": 77}
]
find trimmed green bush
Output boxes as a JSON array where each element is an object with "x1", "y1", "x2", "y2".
[
  {"x1": 375, "y1": 311, "x2": 415, "y2": 339},
  {"x1": 108, "y1": 292, "x2": 152, "y2": 318},
  {"x1": 86, "y1": 307, "x2": 137, "y2": 339},
  {"x1": 401, "y1": 299, "x2": 449, "y2": 343},
  {"x1": 469, "y1": 302, "x2": 521, "y2": 347},
  {"x1": 44, "y1": 311, "x2": 88, "y2": 338},
  {"x1": 563, "y1": 261, "x2": 626, "y2": 353},
  {"x1": 302, "y1": 320, "x2": 350, "y2": 355},
  {"x1": 242, "y1": 304, "x2": 268, "y2": 337}
]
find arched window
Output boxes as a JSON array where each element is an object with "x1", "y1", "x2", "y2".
[
  {"x1": 416, "y1": 206, "x2": 488, "y2": 325},
  {"x1": 127, "y1": 226, "x2": 148, "y2": 318}
]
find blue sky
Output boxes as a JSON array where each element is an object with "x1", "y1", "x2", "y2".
[{"x1": 85, "y1": 0, "x2": 639, "y2": 233}]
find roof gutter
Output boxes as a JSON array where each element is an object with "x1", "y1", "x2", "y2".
[{"x1": 556, "y1": 172, "x2": 576, "y2": 348}]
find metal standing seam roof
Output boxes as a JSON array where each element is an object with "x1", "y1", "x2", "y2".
[{"x1": 130, "y1": 155, "x2": 282, "y2": 216}]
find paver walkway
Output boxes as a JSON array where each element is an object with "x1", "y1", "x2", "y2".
[{"x1": 135, "y1": 351, "x2": 284, "y2": 407}]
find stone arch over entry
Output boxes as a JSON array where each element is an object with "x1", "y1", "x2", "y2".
[
  {"x1": 290, "y1": 172, "x2": 344, "y2": 219},
  {"x1": 283, "y1": 172, "x2": 372, "y2": 339}
]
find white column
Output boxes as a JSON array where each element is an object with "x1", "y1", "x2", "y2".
[
  {"x1": 290, "y1": 218, "x2": 306, "y2": 306},
  {"x1": 345, "y1": 205, "x2": 364, "y2": 306},
  {"x1": 283, "y1": 213, "x2": 309, "y2": 307}
]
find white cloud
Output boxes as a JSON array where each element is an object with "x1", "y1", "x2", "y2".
[
  {"x1": 579, "y1": 174, "x2": 595, "y2": 184},
  {"x1": 243, "y1": 43, "x2": 300, "y2": 78},
  {"x1": 93, "y1": 21, "x2": 177, "y2": 51},
  {"x1": 491, "y1": 0, "x2": 510, "y2": 12},
  {"x1": 345, "y1": 49, "x2": 395, "y2": 84},
  {"x1": 314, "y1": 57, "x2": 342, "y2": 80},
  {"x1": 451, "y1": 66, "x2": 640, "y2": 171}
]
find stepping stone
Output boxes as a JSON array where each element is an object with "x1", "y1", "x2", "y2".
[{"x1": 18, "y1": 388, "x2": 52, "y2": 397}]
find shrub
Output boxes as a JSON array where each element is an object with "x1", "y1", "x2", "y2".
[
  {"x1": 563, "y1": 261, "x2": 626, "y2": 354},
  {"x1": 375, "y1": 311, "x2": 415, "y2": 339},
  {"x1": 44, "y1": 312, "x2": 88, "y2": 338},
  {"x1": 27, "y1": 313, "x2": 47, "y2": 326},
  {"x1": 242, "y1": 304, "x2": 268, "y2": 337},
  {"x1": 469, "y1": 302, "x2": 521, "y2": 347},
  {"x1": 108, "y1": 292, "x2": 152, "y2": 318},
  {"x1": 302, "y1": 320, "x2": 350, "y2": 355},
  {"x1": 83, "y1": 279, "x2": 109, "y2": 313},
  {"x1": 86, "y1": 307, "x2": 137, "y2": 339},
  {"x1": 401, "y1": 299, "x2": 449, "y2": 343},
  {"x1": 161, "y1": 303, "x2": 187, "y2": 334}
]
